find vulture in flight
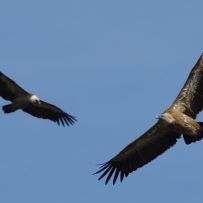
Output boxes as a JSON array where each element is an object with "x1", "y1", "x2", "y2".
[
  {"x1": 95, "y1": 53, "x2": 203, "y2": 184},
  {"x1": 0, "y1": 71, "x2": 76, "y2": 126}
]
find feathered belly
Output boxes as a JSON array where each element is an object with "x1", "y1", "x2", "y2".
[
  {"x1": 13, "y1": 97, "x2": 30, "y2": 109},
  {"x1": 172, "y1": 112, "x2": 201, "y2": 136}
]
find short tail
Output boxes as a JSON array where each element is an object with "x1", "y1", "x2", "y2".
[
  {"x1": 183, "y1": 122, "x2": 203, "y2": 144},
  {"x1": 2, "y1": 104, "x2": 16, "y2": 113}
]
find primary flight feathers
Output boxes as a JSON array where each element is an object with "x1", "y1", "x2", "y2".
[
  {"x1": 95, "y1": 53, "x2": 203, "y2": 184},
  {"x1": 0, "y1": 72, "x2": 76, "y2": 126}
]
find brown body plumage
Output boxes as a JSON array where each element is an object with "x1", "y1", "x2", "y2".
[{"x1": 95, "y1": 53, "x2": 203, "y2": 184}]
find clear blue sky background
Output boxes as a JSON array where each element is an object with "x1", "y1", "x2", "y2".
[{"x1": 0, "y1": 0, "x2": 203, "y2": 202}]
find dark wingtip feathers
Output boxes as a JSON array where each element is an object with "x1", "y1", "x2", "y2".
[
  {"x1": 56, "y1": 113, "x2": 77, "y2": 127},
  {"x1": 94, "y1": 162, "x2": 124, "y2": 185}
]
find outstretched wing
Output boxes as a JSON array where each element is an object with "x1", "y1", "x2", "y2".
[
  {"x1": 23, "y1": 100, "x2": 77, "y2": 126},
  {"x1": 171, "y1": 53, "x2": 203, "y2": 117},
  {"x1": 95, "y1": 122, "x2": 180, "y2": 184},
  {"x1": 0, "y1": 72, "x2": 29, "y2": 101}
]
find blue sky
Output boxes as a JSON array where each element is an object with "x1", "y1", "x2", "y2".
[{"x1": 0, "y1": 0, "x2": 203, "y2": 202}]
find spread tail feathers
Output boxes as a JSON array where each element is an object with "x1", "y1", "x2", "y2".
[
  {"x1": 2, "y1": 104, "x2": 16, "y2": 113},
  {"x1": 183, "y1": 122, "x2": 203, "y2": 144}
]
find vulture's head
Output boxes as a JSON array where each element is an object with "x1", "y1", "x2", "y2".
[
  {"x1": 30, "y1": 94, "x2": 41, "y2": 104},
  {"x1": 156, "y1": 112, "x2": 175, "y2": 125}
]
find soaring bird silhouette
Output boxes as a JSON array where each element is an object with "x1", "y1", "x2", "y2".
[
  {"x1": 95, "y1": 53, "x2": 203, "y2": 184},
  {"x1": 0, "y1": 71, "x2": 76, "y2": 126}
]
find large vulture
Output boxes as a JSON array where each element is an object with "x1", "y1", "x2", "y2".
[
  {"x1": 95, "y1": 53, "x2": 203, "y2": 184},
  {"x1": 0, "y1": 71, "x2": 76, "y2": 126}
]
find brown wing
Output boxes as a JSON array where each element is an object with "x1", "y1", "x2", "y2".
[
  {"x1": 95, "y1": 122, "x2": 180, "y2": 184},
  {"x1": 170, "y1": 53, "x2": 203, "y2": 117},
  {"x1": 0, "y1": 72, "x2": 29, "y2": 101},
  {"x1": 23, "y1": 100, "x2": 77, "y2": 126}
]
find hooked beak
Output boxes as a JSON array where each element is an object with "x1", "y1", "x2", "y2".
[{"x1": 156, "y1": 115, "x2": 162, "y2": 119}]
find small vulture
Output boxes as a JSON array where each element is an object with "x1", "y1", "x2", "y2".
[
  {"x1": 95, "y1": 53, "x2": 203, "y2": 184},
  {"x1": 0, "y1": 71, "x2": 76, "y2": 126}
]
